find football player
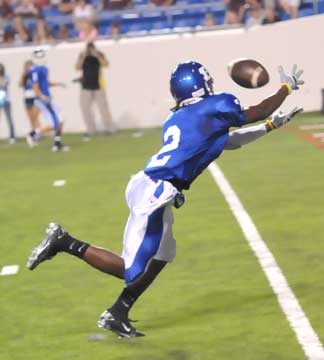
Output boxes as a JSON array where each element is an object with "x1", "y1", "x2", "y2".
[
  {"x1": 27, "y1": 49, "x2": 69, "y2": 152},
  {"x1": 27, "y1": 61, "x2": 304, "y2": 337}
]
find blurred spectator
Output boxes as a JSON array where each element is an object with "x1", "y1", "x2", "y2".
[
  {"x1": 73, "y1": 0, "x2": 95, "y2": 21},
  {"x1": 100, "y1": 0, "x2": 132, "y2": 10},
  {"x1": 0, "y1": 63, "x2": 16, "y2": 144},
  {"x1": 73, "y1": 0, "x2": 96, "y2": 36},
  {"x1": 110, "y1": 22, "x2": 120, "y2": 36},
  {"x1": 56, "y1": 23, "x2": 71, "y2": 39},
  {"x1": 150, "y1": 0, "x2": 174, "y2": 6},
  {"x1": 224, "y1": 0, "x2": 245, "y2": 24},
  {"x1": 59, "y1": 0, "x2": 76, "y2": 14},
  {"x1": 19, "y1": 60, "x2": 40, "y2": 145},
  {"x1": 49, "y1": 0, "x2": 60, "y2": 5},
  {"x1": 79, "y1": 22, "x2": 98, "y2": 42},
  {"x1": 0, "y1": 21, "x2": 4, "y2": 43},
  {"x1": 14, "y1": 0, "x2": 39, "y2": 17},
  {"x1": 75, "y1": 42, "x2": 116, "y2": 139},
  {"x1": 12, "y1": 15, "x2": 32, "y2": 44},
  {"x1": 33, "y1": 15, "x2": 55, "y2": 43},
  {"x1": 278, "y1": 0, "x2": 300, "y2": 18},
  {"x1": 262, "y1": 0, "x2": 280, "y2": 23},
  {"x1": 3, "y1": 27, "x2": 14, "y2": 43},
  {"x1": 245, "y1": 0, "x2": 264, "y2": 26},
  {"x1": 204, "y1": 12, "x2": 217, "y2": 27},
  {"x1": 35, "y1": 0, "x2": 48, "y2": 9},
  {"x1": 0, "y1": 0, "x2": 14, "y2": 19}
]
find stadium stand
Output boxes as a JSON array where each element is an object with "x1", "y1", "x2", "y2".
[{"x1": 0, "y1": 0, "x2": 323, "y2": 44}]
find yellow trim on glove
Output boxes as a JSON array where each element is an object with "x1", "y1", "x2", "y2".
[
  {"x1": 282, "y1": 82, "x2": 292, "y2": 95},
  {"x1": 266, "y1": 119, "x2": 276, "y2": 130}
]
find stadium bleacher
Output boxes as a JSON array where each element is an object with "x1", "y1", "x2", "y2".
[{"x1": 0, "y1": 0, "x2": 324, "y2": 43}]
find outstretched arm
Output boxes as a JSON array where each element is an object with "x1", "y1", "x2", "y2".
[
  {"x1": 225, "y1": 107, "x2": 303, "y2": 150},
  {"x1": 49, "y1": 81, "x2": 66, "y2": 88},
  {"x1": 244, "y1": 64, "x2": 304, "y2": 124},
  {"x1": 244, "y1": 85, "x2": 289, "y2": 123}
]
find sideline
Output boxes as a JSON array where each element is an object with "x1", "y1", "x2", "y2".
[{"x1": 208, "y1": 162, "x2": 324, "y2": 360}]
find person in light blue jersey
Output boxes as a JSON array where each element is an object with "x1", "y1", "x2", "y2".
[
  {"x1": 0, "y1": 63, "x2": 15, "y2": 144},
  {"x1": 27, "y1": 61, "x2": 304, "y2": 338},
  {"x1": 27, "y1": 49, "x2": 69, "y2": 152}
]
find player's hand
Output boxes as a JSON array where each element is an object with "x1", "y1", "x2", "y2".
[
  {"x1": 270, "y1": 106, "x2": 303, "y2": 128},
  {"x1": 278, "y1": 64, "x2": 304, "y2": 94}
]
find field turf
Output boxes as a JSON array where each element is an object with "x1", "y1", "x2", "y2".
[{"x1": 1, "y1": 112, "x2": 324, "y2": 360}]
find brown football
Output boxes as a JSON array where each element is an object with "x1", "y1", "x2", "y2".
[{"x1": 227, "y1": 58, "x2": 269, "y2": 88}]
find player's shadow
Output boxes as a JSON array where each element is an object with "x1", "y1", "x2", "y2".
[
  {"x1": 144, "y1": 288, "x2": 271, "y2": 331},
  {"x1": 115, "y1": 350, "x2": 190, "y2": 360}
]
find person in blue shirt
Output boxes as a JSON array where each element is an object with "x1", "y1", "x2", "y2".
[
  {"x1": 27, "y1": 49, "x2": 69, "y2": 152},
  {"x1": 0, "y1": 63, "x2": 15, "y2": 144},
  {"x1": 27, "y1": 61, "x2": 304, "y2": 337}
]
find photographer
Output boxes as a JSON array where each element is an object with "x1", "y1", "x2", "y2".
[{"x1": 75, "y1": 42, "x2": 116, "y2": 140}]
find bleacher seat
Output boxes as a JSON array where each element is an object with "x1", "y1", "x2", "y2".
[
  {"x1": 150, "y1": 20, "x2": 172, "y2": 29},
  {"x1": 2, "y1": 0, "x2": 320, "y2": 41},
  {"x1": 318, "y1": 0, "x2": 324, "y2": 13},
  {"x1": 299, "y1": 8, "x2": 314, "y2": 17},
  {"x1": 133, "y1": 0, "x2": 149, "y2": 5},
  {"x1": 42, "y1": 6, "x2": 62, "y2": 17},
  {"x1": 99, "y1": 25, "x2": 109, "y2": 35}
]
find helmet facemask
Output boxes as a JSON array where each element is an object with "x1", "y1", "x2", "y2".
[
  {"x1": 170, "y1": 61, "x2": 214, "y2": 111},
  {"x1": 32, "y1": 49, "x2": 47, "y2": 66}
]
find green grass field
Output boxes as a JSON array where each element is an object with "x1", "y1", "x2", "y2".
[{"x1": 1, "y1": 112, "x2": 324, "y2": 360}]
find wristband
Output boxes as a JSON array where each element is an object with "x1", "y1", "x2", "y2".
[
  {"x1": 266, "y1": 119, "x2": 276, "y2": 130},
  {"x1": 282, "y1": 82, "x2": 292, "y2": 95}
]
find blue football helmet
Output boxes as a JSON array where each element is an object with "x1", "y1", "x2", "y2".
[
  {"x1": 32, "y1": 48, "x2": 47, "y2": 66},
  {"x1": 170, "y1": 61, "x2": 214, "y2": 104}
]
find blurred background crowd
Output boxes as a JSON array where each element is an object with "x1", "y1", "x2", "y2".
[{"x1": 0, "y1": 0, "x2": 322, "y2": 46}]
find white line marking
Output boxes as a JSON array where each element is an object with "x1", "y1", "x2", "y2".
[
  {"x1": 299, "y1": 124, "x2": 324, "y2": 130},
  {"x1": 311, "y1": 133, "x2": 324, "y2": 138},
  {"x1": 208, "y1": 162, "x2": 324, "y2": 360},
  {"x1": 53, "y1": 179, "x2": 66, "y2": 187},
  {"x1": 0, "y1": 265, "x2": 20, "y2": 276}
]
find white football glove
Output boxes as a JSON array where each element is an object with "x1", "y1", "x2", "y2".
[
  {"x1": 278, "y1": 64, "x2": 305, "y2": 93},
  {"x1": 270, "y1": 106, "x2": 303, "y2": 129}
]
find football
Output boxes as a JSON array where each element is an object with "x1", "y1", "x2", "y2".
[{"x1": 227, "y1": 58, "x2": 269, "y2": 88}]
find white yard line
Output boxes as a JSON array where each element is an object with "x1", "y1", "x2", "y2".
[
  {"x1": 0, "y1": 265, "x2": 20, "y2": 276},
  {"x1": 299, "y1": 125, "x2": 324, "y2": 131},
  {"x1": 53, "y1": 179, "x2": 66, "y2": 187},
  {"x1": 311, "y1": 133, "x2": 324, "y2": 138},
  {"x1": 208, "y1": 162, "x2": 324, "y2": 360}
]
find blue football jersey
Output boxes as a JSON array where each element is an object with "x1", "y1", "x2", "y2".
[
  {"x1": 29, "y1": 65, "x2": 50, "y2": 97},
  {"x1": 144, "y1": 92, "x2": 246, "y2": 189}
]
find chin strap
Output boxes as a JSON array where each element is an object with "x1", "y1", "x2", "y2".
[{"x1": 179, "y1": 97, "x2": 203, "y2": 108}]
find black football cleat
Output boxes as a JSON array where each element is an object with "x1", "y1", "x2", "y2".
[
  {"x1": 27, "y1": 223, "x2": 65, "y2": 270},
  {"x1": 97, "y1": 309, "x2": 145, "y2": 338}
]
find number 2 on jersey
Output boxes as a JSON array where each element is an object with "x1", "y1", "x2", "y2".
[{"x1": 146, "y1": 125, "x2": 181, "y2": 168}]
